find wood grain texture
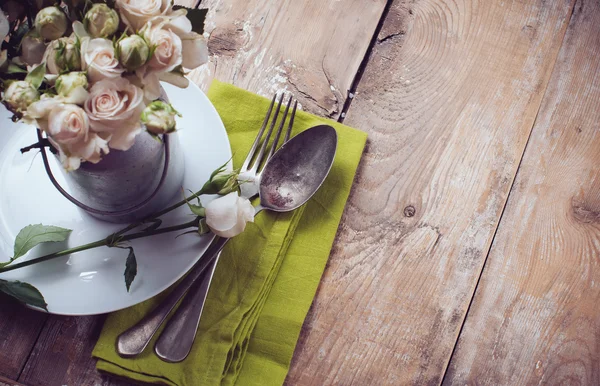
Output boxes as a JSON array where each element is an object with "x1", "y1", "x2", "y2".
[
  {"x1": 0, "y1": 296, "x2": 47, "y2": 380},
  {"x1": 444, "y1": 1, "x2": 600, "y2": 384},
  {"x1": 18, "y1": 315, "x2": 123, "y2": 386},
  {"x1": 185, "y1": 0, "x2": 387, "y2": 118},
  {"x1": 286, "y1": 0, "x2": 576, "y2": 384}
]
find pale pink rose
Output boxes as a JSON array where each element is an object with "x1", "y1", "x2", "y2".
[
  {"x1": 84, "y1": 77, "x2": 145, "y2": 151},
  {"x1": 146, "y1": 10, "x2": 208, "y2": 70},
  {"x1": 158, "y1": 9, "x2": 208, "y2": 69},
  {"x1": 46, "y1": 104, "x2": 109, "y2": 171},
  {"x1": 115, "y1": 0, "x2": 170, "y2": 31},
  {"x1": 142, "y1": 20, "x2": 183, "y2": 73},
  {"x1": 82, "y1": 38, "x2": 125, "y2": 82}
]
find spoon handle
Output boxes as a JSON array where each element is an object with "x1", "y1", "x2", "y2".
[
  {"x1": 154, "y1": 254, "x2": 221, "y2": 362},
  {"x1": 116, "y1": 236, "x2": 228, "y2": 357}
]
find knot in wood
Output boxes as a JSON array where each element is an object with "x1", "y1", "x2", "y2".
[{"x1": 404, "y1": 205, "x2": 416, "y2": 217}]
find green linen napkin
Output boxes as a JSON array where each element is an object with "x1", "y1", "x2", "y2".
[{"x1": 93, "y1": 80, "x2": 367, "y2": 386}]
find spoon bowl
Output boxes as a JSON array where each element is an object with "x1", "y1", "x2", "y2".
[{"x1": 259, "y1": 125, "x2": 337, "y2": 211}]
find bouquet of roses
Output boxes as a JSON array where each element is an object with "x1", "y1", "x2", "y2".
[{"x1": 0, "y1": 0, "x2": 208, "y2": 171}]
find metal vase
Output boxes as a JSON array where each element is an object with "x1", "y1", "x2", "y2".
[{"x1": 56, "y1": 132, "x2": 185, "y2": 223}]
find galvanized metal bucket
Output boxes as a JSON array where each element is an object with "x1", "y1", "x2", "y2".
[{"x1": 39, "y1": 130, "x2": 185, "y2": 224}]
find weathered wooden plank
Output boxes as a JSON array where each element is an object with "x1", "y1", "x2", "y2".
[
  {"x1": 0, "y1": 296, "x2": 47, "y2": 380},
  {"x1": 285, "y1": 0, "x2": 576, "y2": 384},
  {"x1": 188, "y1": 0, "x2": 387, "y2": 118},
  {"x1": 18, "y1": 315, "x2": 126, "y2": 386},
  {"x1": 444, "y1": 1, "x2": 600, "y2": 384}
]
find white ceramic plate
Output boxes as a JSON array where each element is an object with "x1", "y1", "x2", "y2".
[{"x1": 0, "y1": 82, "x2": 231, "y2": 315}]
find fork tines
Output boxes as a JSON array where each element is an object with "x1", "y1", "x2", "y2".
[{"x1": 241, "y1": 93, "x2": 298, "y2": 174}]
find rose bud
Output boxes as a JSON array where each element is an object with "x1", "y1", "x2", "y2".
[
  {"x1": 117, "y1": 34, "x2": 149, "y2": 71},
  {"x1": 2, "y1": 81, "x2": 40, "y2": 112},
  {"x1": 201, "y1": 162, "x2": 240, "y2": 195},
  {"x1": 35, "y1": 6, "x2": 68, "y2": 41},
  {"x1": 141, "y1": 100, "x2": 180, "y2": 135},
  {"x1": 83, "y1": 4, "x2": 120, "y2": 38},
  {"x1": 55, "y1": 72, "x2": 88, "y2": 98},
  {"x1": 20, "y1": 30, "x2": 47, "y2": 66},
  {"x1": 205, "y1": 192, "x2": 255, "y2": 238},
  {"x1": 44, "y1": 36, "x2": 82, "y2": 74}
]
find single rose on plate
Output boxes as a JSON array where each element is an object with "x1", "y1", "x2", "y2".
[
  {"x1": 84, "y1": 77, "x2": 145, "y2": 151},
  {"x1": 205, "y1": 192, "x2": 255, "y2": 238},
  {"x1": 115, "y1": 0, "x2": 170, "y2": 31},
  {"x1": 46, "y1": 104, "x2": 109, "y2": 171},
  {"x1": 82, "y1": 38, "x2": 125, "y2": 82}
]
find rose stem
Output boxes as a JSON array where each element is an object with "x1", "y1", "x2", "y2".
[
  {"x1": 113, "y1": 188, "x2": 208, "y2": 237},
  {"x1": 0, "y1": 218, "x2": 200, "y2": 274}
]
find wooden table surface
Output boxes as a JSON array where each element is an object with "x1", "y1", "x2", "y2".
[{"x1": 1, "y1": 0, "x2": 599, "y2": 384}]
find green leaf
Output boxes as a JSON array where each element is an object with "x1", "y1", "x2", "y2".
[
  {"x1": 25, "y1": 63, "x2": 46, "y2": 89},
  {"x1": 174, "y1": 6, "x2": 207, "y2": 35},
  {"x1": 12, "y1": 224, "x2": 72, "y2": 262},
  {"x1": 124, "y1": 247, "x2": 137, "y2": 292},
  {"x1": 198, "y1": 218, "x2": 210, "y2": 235},
  {"x1": 183, "y1": 193, "x2": 205, "y2": 217},
  {"x1": 6, "y1": 63, "x2": 27, "y2": 74},
  {"x1": 0, "y1": 279, "x2": 48, "y2": 310}
]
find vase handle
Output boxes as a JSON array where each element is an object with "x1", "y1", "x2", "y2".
[{"x1": 37, "y1": 129, "x2": 171, "y2": 218}]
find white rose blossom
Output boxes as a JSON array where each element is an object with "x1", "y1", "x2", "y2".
[
  {"x1": 84, "y1": 77, "x2": 145, "y2": 151},
  {"x1": 46, "y1": 104, "x2": 109, "y2": 171},
  {"x1": 205, "y1": 192, "x2": 255, "y2": 238},
  {"x1": 82, "y1": 38, "x2": 125, "y2": 82},
  {"x1": 115, "y1": 0, "x2": 171, "y2": 31}
]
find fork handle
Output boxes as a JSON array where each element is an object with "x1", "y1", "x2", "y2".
[
  {"x1": 154, "y1": 253, "x2": 221, "y2": 362},
  {"x1": 116, "y1": 236, "x2": 228, "y2": 357}
]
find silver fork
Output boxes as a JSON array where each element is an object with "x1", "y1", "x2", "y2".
[
  {"x1": 153, "y1": 93, "x2": 298, "y2": 362},
  {"x1": 116, "y1": 93, "x2": 297, "y2": 361}
]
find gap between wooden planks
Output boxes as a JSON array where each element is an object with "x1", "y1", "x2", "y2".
[
  {"x1": 186, "y1": 0, "x2": 388, "y2": 119},
  {"x1": 286, "y1": 0, "x2": 577, "y2": 385},
  {"x1": 445, "y1": 0, "x2": 600, "y2": 383}
]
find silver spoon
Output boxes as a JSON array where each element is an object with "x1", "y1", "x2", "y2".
[{"x1": 116, "y1": 125, "x2": 338, "y2": 359}]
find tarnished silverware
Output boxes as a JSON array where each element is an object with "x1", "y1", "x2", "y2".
[{"x1": 154, "y1": 93, "x2": 298, "y2": 362}]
